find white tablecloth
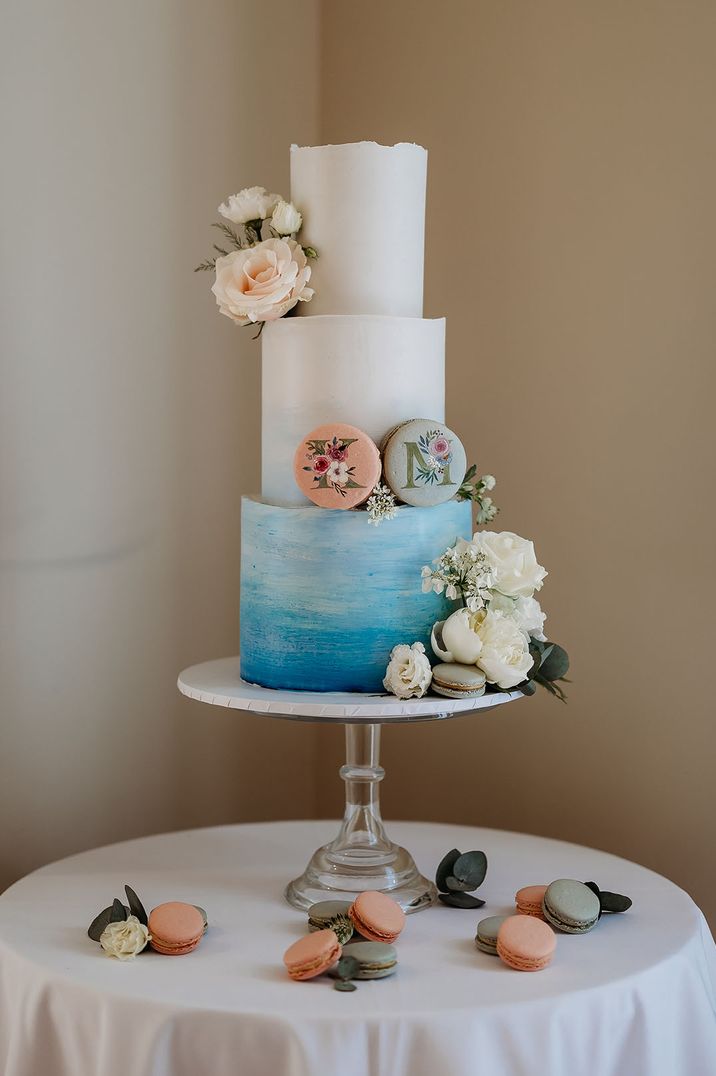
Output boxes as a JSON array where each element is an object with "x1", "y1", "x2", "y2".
[{"x1": 1, "y1": 821, "x2": 715, "y2": 1076}]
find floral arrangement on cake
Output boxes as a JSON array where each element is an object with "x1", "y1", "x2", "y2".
[
  {"x1": 384, "y1": 529, "x2": 569, "y2": 703},
  {"x1": 196, "y1": 186, "x2": 317, "y2": 332}
]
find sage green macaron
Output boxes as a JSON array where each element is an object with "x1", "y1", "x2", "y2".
[
  {"x1": 340, "y1": 940, "x2": 398, "y2": 979},
  {"x1": 475, "y1": 915, "x2": 508, "y2": 955},
  {"x1": 542, "y1": 879, "x2": 600, "y2": 934},
  {"x1": 431, "y1": 663, "x2": 487, "y2": 699},
  {"x1": 307, "y1": 900, "x2": 354, "y2": 944}
]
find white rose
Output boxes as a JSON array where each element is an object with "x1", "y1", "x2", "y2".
[
  {"x1": 212, "y1": 238, "x2": 314, "y2": 325},
  {"x1": 271, "y1": 199, "x2": 303, "y2": 236},
  {"x1": 383, "y1": 642, "x2": 432, "y2": 699},
  {"x1": 433, "y1": 608, "x2": 483, "y2": 664},
  {"x1": 99, "y1": 915, "x2": 150, "y2": 961},
  {"x1": 218, "y1": 186, "x2": 281, "y2": 224},
  {"x1": 475, "y1": 610, "x2": 533, "y2": 689},
  {"x1": 488, "y1": 593, "x2": 547, "y2": 641},
  {"x1": 473, "y1": 531, "x2": 547, "y2": 599}
]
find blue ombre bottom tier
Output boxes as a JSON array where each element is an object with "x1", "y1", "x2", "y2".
[{"x1": 240, "y1": 496, "x2": 472, "y2": 693}]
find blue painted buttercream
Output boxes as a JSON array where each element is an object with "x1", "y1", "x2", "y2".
[{"x1": 240, "y1": 496, "x2": 472, "y2": 693}]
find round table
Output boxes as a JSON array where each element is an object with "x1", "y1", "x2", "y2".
[{"x1": 1, "y1": 821, "x2": 715, "y2": 1076}]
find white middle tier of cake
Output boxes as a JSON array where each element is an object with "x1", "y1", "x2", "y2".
[{"x1": 262, "y1": 313, "x2": 445, "y2": 504}]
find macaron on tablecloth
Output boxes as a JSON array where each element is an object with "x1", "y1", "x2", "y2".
[{"x1": 1, "y1": 820, "x2": 715, "y2": 1076}]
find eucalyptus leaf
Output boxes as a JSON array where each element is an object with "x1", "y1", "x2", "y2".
[
  {"x1": 452, "y1": 850, "x2": 487, "y2": 890},
  {"x1": 334, "y1": 980, "x2": 357, "y2": 992},
  {"x1": 435, "y1": 848, "x2": 461, "y2": 891},
  {"x1": 445, "y1": 874, "x2": 474, "y2": 892},
  {"x1": 335, "y1": 954, "x2": 360, "y2": 981},
  {"x1": 87, "y1": 906, "x2": 114, "y2": 942},
  {"x1": 124, "y1": 884, "x2": 148, "y2": 926},
  {"x1": 599, "y1": 891, "x2": 632, "y2": 914},
  {"x1": 539, "y1": 643, "x2": 570, "y2": 682},
  {"x1": 110, "y1": 898, "x2": 128, "y2": 923},
  {"x1": 438, "y1": 892, "x2": 486, "y2": 909},
  {"x1": 520, "y1": 680, "x2": 538, "y2": 696},
  {"x1": 584, "y1": 880, "x2": 603, "y2": 919}
]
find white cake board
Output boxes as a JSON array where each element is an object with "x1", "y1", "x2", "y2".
[
  {"x1": 177, "y1": 656, "x2": 523, "y2": 724},
  {"x1": 177, "y1": 655, "x2": 525, "y2": 912}
]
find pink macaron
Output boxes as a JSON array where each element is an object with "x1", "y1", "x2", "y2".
[
  {"x1": 515, "y1": 884, "x2": 549, "y2": 919},
  {"x1": 283, "y1": 928, "x2": 342, "y2": 981},
  {"x1": 294, "y1": 423, "x2": 381, "y2": 509},
  {"x1": 497, "y1": 914, "x2": 556, "y2": 972},
  {"x1": 147, "y1": 902, "x2": 205, "y2": 956},
  {"x1": 348, "y1": 891, "x2": 405, "y2": 944}
]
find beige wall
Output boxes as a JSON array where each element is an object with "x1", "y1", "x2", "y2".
[
  {"x1": 318, "y1": 0, "x2": 716, "y2": 924},
  {"x1": 0, "y1": 0, "x2": 320, "y2": 890}
]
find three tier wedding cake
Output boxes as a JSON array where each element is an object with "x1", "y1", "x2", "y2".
[{"x1": 198, "y1": 141, "x2": 568, "y2": 704}]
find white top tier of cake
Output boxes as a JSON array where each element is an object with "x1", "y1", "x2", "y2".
[{"x1": 290, "y1": 142, "x2": 427, "y2": 316}]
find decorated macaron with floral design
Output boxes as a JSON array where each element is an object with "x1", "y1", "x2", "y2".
[
  {"x1": 294, "y1": 423, "x2": 381, "y2": 509},
  {"x1": 382, "y1": 418, "x2": 467, "y2": 508}
]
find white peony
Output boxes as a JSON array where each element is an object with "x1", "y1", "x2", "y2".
[
  {"x1": 475, "y1": 610, "x2": 533, "y2": 689},
  {"x1": 383, "y1": 642, "x2": 432, "y2": 699},
  {"x1": 489, "y1": 593, "x2": 547, "y2": 641},
  {"x1": 271, "y1": 199, "x2": 303, "y2": 235},
  {"x1": 212, "y1": 238, "x2": 313, "y2": 325},
  {"x1": 434, "y1": 608, "x2": 483, "y2": 664},
  {"x1": 218, "y1": 186, "x2": 281, "y2": 224},
  {"x1": 472, "y1": 531, "x2": 547, "y2": 599},
  {"x1": 99, "y1": 915, "x2": 150, "y2": 961}
]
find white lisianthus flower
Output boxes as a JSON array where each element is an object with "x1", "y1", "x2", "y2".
[
  {"x1": 472, "y1": 531, "x2": 547, "y2": 599},
  {"x1": 271, "y1": 199, "x2": 303, "y2": 235},
  {"x1": 218, "y1": 186, "x2": 281, "y2": 224},
  {"x1": 475, "y1": 610, "x2": 533, "y2": 689},
  {"x1": 99, "y1": 915, "x2": 150, "y2": 961},
  {"x1": 383, "y1": 642, "x2": 432, "y2": 699},
  {"x1": 489, "y1": 593, "x2": 547, "y2": 641},
  {"x1": 212, "y1": 238, "x2": 313, "y2": 325},
  {"x1": 438, "y1": 608, "x2": 484, "y2": 664}
]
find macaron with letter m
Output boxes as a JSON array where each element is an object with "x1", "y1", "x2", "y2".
[{"x1": 382, "y1": 418, "x2": 467, "y2": 508}]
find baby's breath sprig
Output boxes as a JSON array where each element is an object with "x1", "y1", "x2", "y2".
[
  {"x1": 457, "y1": 466, "x2": 499, "y2": 524},
  {"x1": 366, "y1": 483, "x2": 398, "y2": 526}
]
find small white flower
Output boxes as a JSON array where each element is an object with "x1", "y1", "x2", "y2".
[
  {"x1": 383, "y1": 642, "x2": 432, "y2": 699},
  {"x1": 366, "y1": 483, "x2": 398, "y2": 526},
  {"x1": 218, "y1": 186, "x2": 281, "y2": 224},
  {"x1": 99, "y1": 915, "x2": 150, "y2": 961},
  {"x1": 327, "y1": 460, "x2": 349, "y2": 485},
  {"x1": 481, "y1": 475, "x2": 496, "y2": 491},
  {"x1": 271, "y1": 199, "x2": 303, "y2": 236}
]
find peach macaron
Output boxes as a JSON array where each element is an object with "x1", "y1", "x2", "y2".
[
  {"x1": 496, "y1": 914, "x2": 556, "y2": 972},
  {"x1": 348, "y1": 891, "x2": 405, "y2": 944},
  {"x1": 148, "y1": 902, "x2": 205, "y2": 956},
  {"x1": 515, "y1": 884, "x2": 549, "y2": 919},
  {"x1": 283, "y1": 929, "x2": 342, "y2": 981}
]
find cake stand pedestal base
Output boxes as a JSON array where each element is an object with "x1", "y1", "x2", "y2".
[{"x1": 285, "y1": 723, "x2": 436, "y2": 913}]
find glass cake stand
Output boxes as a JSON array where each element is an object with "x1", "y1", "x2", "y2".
[{"x1": 177, "y1": 657, "x2": 523, "y2": 913}]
